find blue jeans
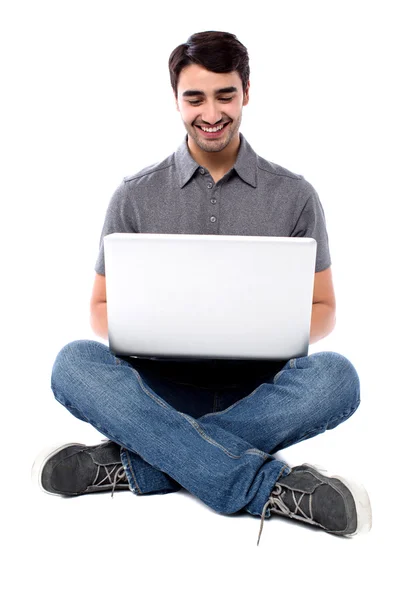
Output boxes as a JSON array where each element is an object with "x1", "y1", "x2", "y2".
[{"x1": 50, "y1": 340, "x2": 360, "y2": 519}]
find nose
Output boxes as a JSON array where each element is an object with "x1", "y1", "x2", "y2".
[{"x1": 200, "y1": 101, "x2": 223, "y2": 126}]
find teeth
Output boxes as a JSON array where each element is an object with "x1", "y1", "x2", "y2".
[{"x1": 200, "y1": 124, "x2": 225, "y2": 133}]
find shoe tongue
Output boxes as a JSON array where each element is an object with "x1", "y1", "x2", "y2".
[
  {"x1": 278, "y1": 470, "x2": 322, "y2": 494},
  {"x1": 93, "y1": 464, "x2": 118, "y2": 487},
  {"x1": 89, "y1": 441, "x2": 122, "y2": 465},
  {"x1": 281, "y1": 487, "x2": 311, "y2": 517}
]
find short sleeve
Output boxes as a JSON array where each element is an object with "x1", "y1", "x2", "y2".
[
  {"x1": 291, "y1": 182, "x2": 331, "y2": 272},
  {"x1": 94, "y1": 180, "x2": 137, "y2": 275}
]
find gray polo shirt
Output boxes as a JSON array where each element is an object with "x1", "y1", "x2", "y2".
[
  {"x1": 95, "y1": 133, "x2": 330, "y2": 275},
  {"x1": 94, "y1": 133, "x2": 331, "y2": 386}
]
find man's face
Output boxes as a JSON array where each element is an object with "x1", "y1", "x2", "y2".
[{"x1": 175, "y1": 64, "x2": 249, "y2": 153}]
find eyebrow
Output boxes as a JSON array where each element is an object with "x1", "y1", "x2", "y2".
[{"x1": 182, "y1": 86, "x2": 238, "y2": 98}]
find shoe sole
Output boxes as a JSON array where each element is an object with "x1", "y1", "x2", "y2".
[
  {"x1": 31, "y1": 443, "x2": 87, "y2": 496},
  {"x1": 303, "y1": 463, "x2": 372, "y2": 535}
]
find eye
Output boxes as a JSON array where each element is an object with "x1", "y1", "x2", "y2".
[{"x1": 188, "y1": 97, "x2": 233, "y2": 106}]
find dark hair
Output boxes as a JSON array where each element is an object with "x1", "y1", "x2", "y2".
[{"x1": 168, "y1": 31, "x2": 250, "y2": 98}]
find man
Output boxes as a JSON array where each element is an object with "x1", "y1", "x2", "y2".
[{"x1": 32, "y1": 31, "x2": 372, "y2": 545}]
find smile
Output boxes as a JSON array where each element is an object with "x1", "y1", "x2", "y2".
[{"x1": 195, "y1": 122, "x2": 230, "y2": 136}]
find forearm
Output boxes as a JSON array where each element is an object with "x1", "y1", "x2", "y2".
[
  {"x1": 90, "y1": 300, "x2": 335, "y2": 345},
  {"x1": 90, "y1": 302, "x2": 108, "y2": 340},
  {"x1": 309, "y1": 302, "x2": 336, "y2": 344}
]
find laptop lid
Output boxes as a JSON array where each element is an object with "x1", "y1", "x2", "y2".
[{"x1": 104, "y1": 233, "x2": 317, "y2": 360}]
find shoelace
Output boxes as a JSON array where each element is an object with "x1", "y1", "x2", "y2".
[
  {"x1": 92, "y1": 464, "x2": 128, "y2": 498},
  {"x1": 257, "y1": 483, "x2": 315, "y2": 545},
  {"x1": 257, "y1": 484, "x2": 289, "y2": 545}
]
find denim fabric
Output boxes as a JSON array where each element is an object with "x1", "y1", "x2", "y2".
[{"x1": 50, "y1": 340, "x2": 360, "y2": 519}]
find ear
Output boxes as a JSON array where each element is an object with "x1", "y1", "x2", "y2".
[
  {"x1": 175, "y1": 94, "x2": 180, "y2": 112},
  {"x1": 243, "y1": 81, "x2": 250, "y2": 106}
]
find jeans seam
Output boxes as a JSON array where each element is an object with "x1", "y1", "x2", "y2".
[
  {"x1": 273, "y1": 359, "x2": 295, "y2": 384},
  {"x1": 126, "y1": 365, "x2": 181, "y2": 412},
  {"x1": 246, "y1": 462, "x2": 291, "y2": 517},
  {"x1": 200, "y1": 384, "x2": 262, "y2": 419},
  {"x1": 181, "y1": 413, "x2": 269, "y2": 459},
  {"x1": 273, "y1": 370, "x2": 283, "y2": 384},
  {"x1": 123, "y1": 448, "x2": 143, "y2": 495},
  {"x1": 122, "y1": 366, "x2": 270, "y2": 458},
  {"x1": 113, "y1": 363, "x2": 269, "y2": 459}
]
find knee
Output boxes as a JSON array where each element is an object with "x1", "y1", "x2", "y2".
[
  {"x1": 310, "y1": 351, "x2": 361, "y2": 414},
  {"x1": 52, "y1": 339, "x2": 99, "y2": 368},
  {"x1": 51, "y1": 339, "x2": 109, "y2": 390}
]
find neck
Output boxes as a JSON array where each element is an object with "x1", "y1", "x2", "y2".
[{"x1": 187, "y1": 133, "x2": 241, "y2": 177}]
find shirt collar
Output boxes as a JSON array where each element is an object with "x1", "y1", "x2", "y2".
[{"x1": 175, "y1": 132, "x2": 258, "y2": 189}]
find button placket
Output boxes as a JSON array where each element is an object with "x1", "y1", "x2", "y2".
[
  {"x1": 209, "y1": 186, "x2": 219, "y2": 225},
  {"x1": 205, "y1": 176, "x2": 220, "y2": 230}
]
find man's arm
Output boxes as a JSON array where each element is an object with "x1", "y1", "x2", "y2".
[
  {"x1": 90, "y1": 273, "x2": 108, "y2": 340},
  {"x1": 89, "y1": 267, "x2": 336, "y2": 344},
  {"x1": 309, "y1": 266, "x2": 336, "y2": 344}
]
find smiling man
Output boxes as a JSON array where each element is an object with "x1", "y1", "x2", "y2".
[
  {"x1": 179, "y1": 67, "x2": 246, "y2": 173},
  {"x1": 33, "y1": 31, "x2": 371, "y2": 545}
]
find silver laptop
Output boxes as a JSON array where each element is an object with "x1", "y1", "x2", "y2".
[{"x1": 104, "y1": 233, "x2": 317, "y2": 360}]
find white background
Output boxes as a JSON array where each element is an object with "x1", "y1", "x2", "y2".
[{"x1": 2, "y1": 0, "x2": 399, "y2": 598}]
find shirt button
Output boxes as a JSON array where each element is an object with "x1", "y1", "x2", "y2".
[
  {"x1": 200, "y1": 168, "x2": 205, "y2": 174},
  {"x1": 211, "y1": 198, "x2": 216, "y2": 204},
  {"x1": 207, "y1": 182, "x2": 213, "y2": 189},
  {"x1": 210, "y1": 216, "x2": 217, "y2": 223}
]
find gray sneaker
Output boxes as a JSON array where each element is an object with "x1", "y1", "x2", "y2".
[
  {"x1": 257, "y1": 463, "x2": 372, "y2": 545},
  {"x1": 32, "y1": 440, "x2": 130, "y2": 497}
]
